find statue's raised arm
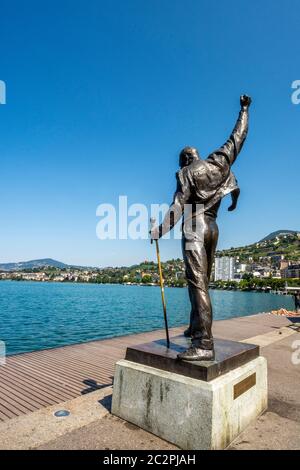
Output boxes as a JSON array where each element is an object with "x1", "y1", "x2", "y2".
[{"x1": 208, "y1": 94, "x2": 252, "y2": 167}]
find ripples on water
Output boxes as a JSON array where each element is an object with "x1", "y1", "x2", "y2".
[{"x1": 0, "y1": 281, "x2": 294, "y2": 355}]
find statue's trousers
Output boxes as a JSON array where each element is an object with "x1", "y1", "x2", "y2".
[{"x1": 182, "y1": 214, "x2": 219, "y2": 350}]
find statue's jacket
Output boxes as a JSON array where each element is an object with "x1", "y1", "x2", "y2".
[{"x1": 176, "y1": 108, "x2": 249, "y2": 217}]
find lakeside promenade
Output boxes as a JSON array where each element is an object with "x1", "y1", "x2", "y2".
[{"x1": 0, "y1": 313, "x2": 299, "y2": 449}]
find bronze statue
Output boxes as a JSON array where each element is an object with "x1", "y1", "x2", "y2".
[{"x1": 151, "y1": 95, "x2": 252, "y2": 361}]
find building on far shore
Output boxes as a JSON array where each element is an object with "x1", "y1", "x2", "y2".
[
  {"x1": 281, "y1": 264, "x2": 300, "y2": 279},
  {"x1": 214, "y1": 257, "x2": 236, "y2": 281}
]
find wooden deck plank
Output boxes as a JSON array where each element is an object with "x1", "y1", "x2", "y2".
[
  {"x1": 0, "y1": 367, "x2": 68, "y2": 404},
  {"x1": 0, "y1": 379, "x2": 51, "y2": 409},
  {"x1": 2, "y1": 359, "x2": 83, "y2": 393},
  {"x1": 0, "y1": 391, "x2": 34, "y2": 415},
  {"x1": 0, "y1": 362, "x2": 78, "y2": 400},
  {"x1": 9, "y1": 353, "x2": 107, "y2": 383},
  {"x1": 0, "y1": 403, "x2": 19, "y2": 419}
]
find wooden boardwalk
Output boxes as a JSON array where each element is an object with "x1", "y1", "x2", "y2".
[
  {"x1": 0, "y1": 313, "x2": 291, "y2": 423},
  {"x1": 0, "y1": 327, "x2": 184, "y2": 422}
]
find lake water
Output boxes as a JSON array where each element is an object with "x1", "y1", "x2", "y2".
[{"x1": 0, "y1": 281, "x2": 294, "y2": 355}]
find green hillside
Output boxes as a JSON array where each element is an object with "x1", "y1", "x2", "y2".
[{"x1": 216, "y1": 232, "x2": 300, "y2": 263}]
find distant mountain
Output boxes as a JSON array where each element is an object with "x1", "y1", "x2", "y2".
[
  {"x1": 0, "y1": 258, "x2": 71, "y2": 271},
  {"x1": 259, "y1": 230, "x2": 299, "y2": 242}
]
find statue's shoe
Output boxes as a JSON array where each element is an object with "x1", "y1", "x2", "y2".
[
  {"x1": 183, "y1": 326, "x2": 192, "y2": 337},
  {"x1": 177, "y1": 346, "x2": 215, "y2": 361}
]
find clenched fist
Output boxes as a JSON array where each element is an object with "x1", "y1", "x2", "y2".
[{"x1": 240, "y1": 94, "x2": 252, "y2": 109}]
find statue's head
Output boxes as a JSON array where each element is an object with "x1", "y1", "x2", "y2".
[{"x1": 179, "y1": 147, "x2": 200, "y2": 168}]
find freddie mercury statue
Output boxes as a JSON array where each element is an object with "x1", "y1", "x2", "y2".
[{"x1": 151, "y1": 95, "x2": 252, "y2": 361}]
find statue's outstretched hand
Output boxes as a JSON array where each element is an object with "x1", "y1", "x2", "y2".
[
  {"x1": 228, "y1": 202, "x2": 237, "y2": 212},
  {"x1": 228, "y1": 188, "x2": 240, "y2": 212},
  {"x1": 240, "y1": 95, "x2": 252, "y2": 109}
]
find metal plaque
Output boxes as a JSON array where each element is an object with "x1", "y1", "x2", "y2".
[{"x1": 233, "y1": 373, "x2": 256, "y2": 399}]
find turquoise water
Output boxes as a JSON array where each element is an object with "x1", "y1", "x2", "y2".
[{"x1": 0, "y1": 281, "x2": 294, "y2": 356}]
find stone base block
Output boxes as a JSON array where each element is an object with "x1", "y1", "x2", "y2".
[{"x1": 112, "y1": 356, "x2": 267, "y2": 450}]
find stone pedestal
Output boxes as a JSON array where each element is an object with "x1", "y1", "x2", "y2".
[{"x1": 111, "y1": 336, "x2": 267, "y2": 450}]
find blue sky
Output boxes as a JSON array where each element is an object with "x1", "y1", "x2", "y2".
[{"x1": 0, "y1": 0, "x2": 299, "y2": 267}]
